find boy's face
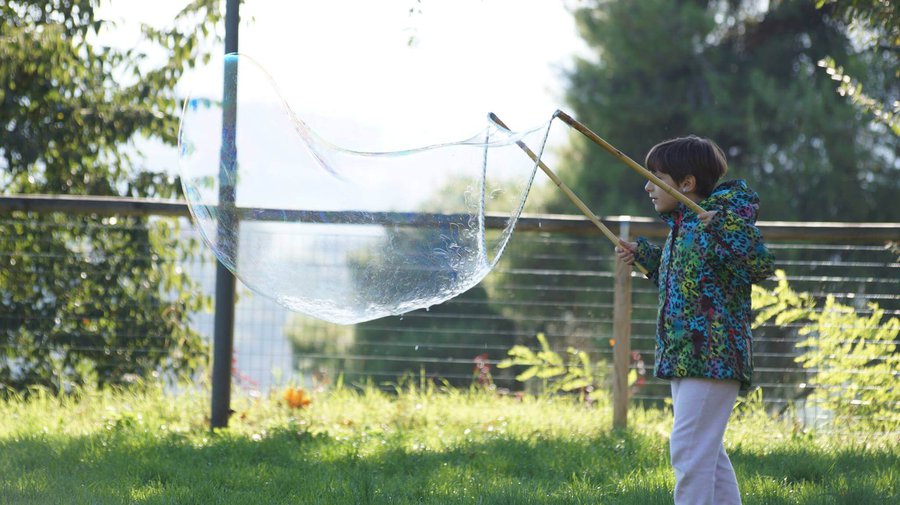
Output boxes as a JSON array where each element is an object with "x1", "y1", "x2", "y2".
[{"x1": 645, "y1": 172, "x2": 681, "y2": 213}]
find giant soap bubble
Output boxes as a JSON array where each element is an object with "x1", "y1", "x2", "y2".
[{"x1": 178, "y1": 54, "x2": 551, "y2": 324}]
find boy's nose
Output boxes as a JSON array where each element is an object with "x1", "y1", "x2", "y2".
[{"x1": 644, "y1": 180, "x2": 654, "y2": 193}]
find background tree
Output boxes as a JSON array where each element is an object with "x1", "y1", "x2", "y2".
[
  {"x1": 284, "y1": 313, "x2": 355, "y2": 386},
  {"x1": 352, "y1": 283, "x2": 517, "y2": 388},
  {"x1": 558, "y1": 0, "x2": 897, "y2": 222},
  {"x1": 815, "y1": 0, "x2": 899, "y2": 135},
  {"x1": 0, "y1": 0, "x2": 223, "y2": 393}
]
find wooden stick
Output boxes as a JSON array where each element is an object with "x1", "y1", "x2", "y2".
[
  {"x1": 554, "y1": 110, "x2": 706, "y2": 216},
  {"x1": 489, "y1": 113, "x2": 648, "y2": 276}
]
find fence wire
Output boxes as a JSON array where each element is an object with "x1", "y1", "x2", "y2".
[{"x1": 1, "y1": 209, "x2": 897, "y2": 430}]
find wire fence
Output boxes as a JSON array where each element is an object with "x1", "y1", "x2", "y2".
[{"x1": 1, "y1": 196, "x2": 898, "y2": 431}]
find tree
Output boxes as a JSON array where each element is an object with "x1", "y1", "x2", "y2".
[
  {"x1": 0, "y1": 1, "x2": 223, "y2": 393},
  {"x1": 352, "y1": 283, "x2": 517, "y2": 388},
  {"x1": 558, "y1": 0, "x2": 898, "y2": 222},
  {"x1": 284, "y1": 313, "x2": 355, "y2": 386},
  {"x1": 816, "y1": 0, "x2": 899, "y2": 51},
  {"x1": 815, "y1": 0, "x2": 899, "y2": 135}
]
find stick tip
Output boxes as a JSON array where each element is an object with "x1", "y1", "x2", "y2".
[{"x1": 488, "y1": 112, "x2": 509, "y2": 130}]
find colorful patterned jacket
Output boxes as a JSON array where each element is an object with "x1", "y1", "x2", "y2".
[{"x1": 634, "y1": 179, "x2": 775, "y2": 389}]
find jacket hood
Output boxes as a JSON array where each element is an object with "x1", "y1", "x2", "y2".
[{"x1": 659, "y1": 179, "x2": 760, "y2": 225}]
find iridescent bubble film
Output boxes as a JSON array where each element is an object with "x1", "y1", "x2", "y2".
[{"x1": 178, "y1": 54, "x2": 551, "y2": 324}]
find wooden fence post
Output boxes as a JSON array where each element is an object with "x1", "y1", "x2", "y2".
[{"x1": 612, "y1": 218, "x2": 633, "y2": 430}]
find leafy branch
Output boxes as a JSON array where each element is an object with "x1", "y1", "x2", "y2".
[
  {"x1": 817, "y1": 57, "x2": 899, "y2": 136},
  {"x1": 498, "y1": 332, "x2": 606, "y2": 402},
  {"x1": 753, "y1": 270, "x2": 899, "y2": 430}
]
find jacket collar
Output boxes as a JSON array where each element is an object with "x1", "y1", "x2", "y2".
[{"x1": 657, "y1": 179, "x2": 753, "y2": 228}]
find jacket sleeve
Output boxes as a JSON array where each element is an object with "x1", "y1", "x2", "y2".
[
  {"x1": 634, "y1": 237, "x2": 663, "y2": 286},
  {"x1": 701, "y1": 209, "x2": 775, "y2": 284}
]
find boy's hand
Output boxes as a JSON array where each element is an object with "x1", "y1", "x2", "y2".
[
  {"x1": 698, "y1": 210, "x2": 718, "y2": 225},
  {"x1": 615, "y1": 239, "x2": 637, "y2": 265}
]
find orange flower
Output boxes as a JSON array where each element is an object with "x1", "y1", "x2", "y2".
[{"x1": 283, "y1": 387, "x2": 311, "y2": 409}]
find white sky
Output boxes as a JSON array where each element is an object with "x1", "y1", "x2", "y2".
[
  {"x1": 91, "y1": 1, "x2": 594, "y2": 323},
  {"x1": 96, "y1": 0, "x2": 586, "y2": 154}
]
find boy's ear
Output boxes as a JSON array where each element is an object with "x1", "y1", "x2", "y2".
[{"x1": 679, "y1": 175, "x2": 697, "y2": 193}]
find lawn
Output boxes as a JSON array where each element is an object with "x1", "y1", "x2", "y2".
[{"x1": 0, "y1": 382, "x2": 896, "y2": 504}]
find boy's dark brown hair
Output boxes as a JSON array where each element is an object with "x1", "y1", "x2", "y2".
[{"x1": 645, "y1": 135, "x2": 728, "y2": 198}]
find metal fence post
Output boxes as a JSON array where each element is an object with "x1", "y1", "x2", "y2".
[
  {"x1": 210, "y1": 0, "x2": 240, "y2": 430},
  {"x1": 612, "y1": 217, "x2": 633, "y2": 430}
]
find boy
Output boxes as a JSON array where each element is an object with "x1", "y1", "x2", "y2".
[{"x1": 616, "y1": 135, "x2": 775, "y2": 505}]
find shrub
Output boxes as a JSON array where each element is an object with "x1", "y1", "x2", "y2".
[{"x1": 753, "y1": 270, "x2": 899, "y2": 430}]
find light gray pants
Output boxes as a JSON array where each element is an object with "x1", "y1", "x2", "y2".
[{"x1": 670, "y1": 378, "x2": 742, "y2": 505}]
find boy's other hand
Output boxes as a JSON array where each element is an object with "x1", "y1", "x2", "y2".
[
  {"x1": 615, "y1": 239, "x2": 637, "y2": 265},
  {"x1": 698, "y1": 210, "x2": 718, "y2": 225}
]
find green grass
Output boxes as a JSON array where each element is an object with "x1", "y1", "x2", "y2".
[{"x1": 0, "y1": 382, "x2": 896, "y2": 504}]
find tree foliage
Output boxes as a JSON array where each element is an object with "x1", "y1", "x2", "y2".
[
  {"x1": 0, "y1": 0, "x2": 223, "y2": 393},
  {"x1": 816, "y1": 0, "x2": 899, "y2": 51},
  {"x1": 753, "y1": 270, "x2": 899, "y2": 431},
  {"x1": 815, "y1": 0, "x2": 899, "y2": 135},
  {"x1": 352, "y1": 283, "x2": 517, "y2": 388},
  {"x1": 557, "y1": 0, "x2": 898, "y2": 222}
]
